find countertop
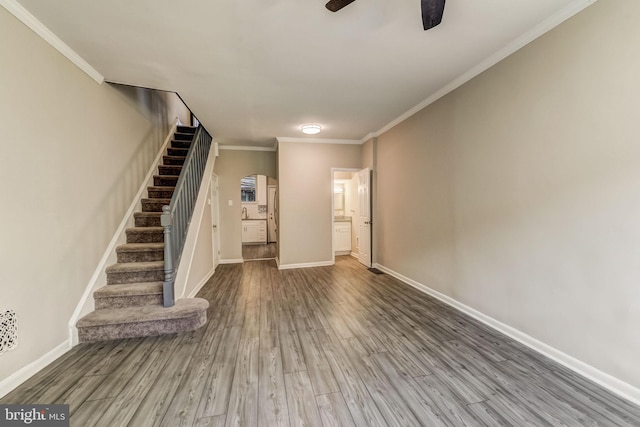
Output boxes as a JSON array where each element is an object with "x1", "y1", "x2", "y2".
[
  {"x1": 242, "y1": 218, "x2": 267, "y2": 221},
  {"x1": 334, "y1": 216, "x2": 352, "y2": 223}
]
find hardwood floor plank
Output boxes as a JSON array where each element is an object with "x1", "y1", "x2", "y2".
[
  {"x1": 160, "y1": 355, "x2": 215, "y2": 427},
  {"x1": 225, "y1": 338, "x2": 259, "y2": 427},
  {"x1": 258, "y1": 346, "x2": 290, "y2": 427},
  {"x1": 315, "y1": 328, "x2": 387, "y2": 427},
  {"x1": 195, "y1": 415, "x2": 227, "y2": 427},
  {"x1": 284, "y1": 371, "x2": 323, "y2": 427},
  {"x1": 5, "y1": 257, "x2": 640, "y2": 427},
  {"x1": 71, "y1": 398, "x2": 114, "y2": 426},
  {"x1": 196, "y1": 326, "x2": 242, "y2": 418},
  {"x1": 294, "y1": 317, "x2": 340, "y2": 395},
  {"x1": 316, "y1": 392, "x2": 356, "y2": 427},
  {"x1": 128, "y1": 342, "x2": 197, "y2": 427}
]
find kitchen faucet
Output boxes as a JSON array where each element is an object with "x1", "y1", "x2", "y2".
[{"x1": 242, "y1": 207, "x2": 247, "y2": 219}]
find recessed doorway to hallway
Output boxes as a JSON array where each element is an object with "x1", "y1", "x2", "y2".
[{"x1": 241, "y1": 174, "x2": 278, "y2": 261}]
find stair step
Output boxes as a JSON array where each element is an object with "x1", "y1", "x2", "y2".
[
  {"x1": 158, "y1": 165, "x2": 182, "y2": 176},
  {"x1": 77, "y1": 298, "x2": 209, "y2": 342},
  {"x1": 106, "y1": 261, "x2": 164, "y2": 285},
  {"x1": 177, "y1": 125, "x2": 197, "y2": 134},
  {"x1": 171, "y1": 140, "x2": 191, "y2": 149},
  {"x1": 173, "y1": 132, "x2": 195, "y2": 141},
  {"x1": 141, "y1": 198, "x2": 172, "y2": 212},
  {"x1": 134, "y1": 212, "x2": 162, "y2": 227},
  {"x1": 153, "y1": 175, "x2": 178, "y2": 187},
  {"x1": 147, "y1": 186, "x2": 175, "y2": 199},
  {"x1": 167, "y1": 147, "x2": 188, "y2": 157},
  {"x1": 162, "y1": 155, "x2": 186, "y2": 166},
  {"x1": 93, "y1": 282, "x2": 163, "y2": 309},
  {"x1": 116, "y1": 243, "x2": 164, "y2": 263},
  {"x1": 126, "y1": 226, "x2": 164, "y2": 243}
]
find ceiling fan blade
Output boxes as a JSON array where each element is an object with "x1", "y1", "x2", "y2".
[
  {"x1": 421, "y1": 0, "x2": 445, "y2": 30},
  {"x1": 325, "y1": 0, "x2": 356, "y2": 13}
]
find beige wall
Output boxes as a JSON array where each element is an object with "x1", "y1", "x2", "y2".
[
  {"x1": 278, "y1": 142, "x2": 361, "y2": 266},
  {"x1": 213, "y1": 149, "x2": 277, "y2": 261},
  {"x1": 375, "y1": 0, "x2": 640, "y2": 388},
  {"x1": 0, "y1": 8, "x2": 190, "y2": 385}
]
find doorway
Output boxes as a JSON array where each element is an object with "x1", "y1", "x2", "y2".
[
  {"x1": 331, "y1": 168, "x2": 372, "y2": 267},
  {"x1": 241, "y1": 174, "x2": 278, "y2": 261}
]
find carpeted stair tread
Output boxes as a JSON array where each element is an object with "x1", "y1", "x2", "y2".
[
  {"x1": 167, "y1": 147, "x2": 188, "y2": 156},
  {"x1": 77, "y1": 298, "x2": 209, "y2": 328},
  {"x1": 116, "y1": 243, "x2": 164, "y2": 252},
  {"x1": 158, "y1": 165, "x2": 182, "y2": 176},
  {"x1": 106, "y1": 261, "x2": 164, "y2": 274},
  {"x1": 116, "y1": 243, "x2": 164, "y2": 262},
  {"x1": 94, "y1": 281, "x2": 163, "y2": 298},
  {"x1": 162, "y1": 155, "x2": 186, "y2": 165},
  {"x1": 77, "y1": 298, "x2": 208, "y2": 341},
  {"x1": 133, "y1": 212, "x2": 162, "y2": 227},
  {"x1": 173, "y1": 132, "x2": 195, "y2": 141},
  {"x1": 177, "y1": 125, "x2": 197, "y2": 133}
]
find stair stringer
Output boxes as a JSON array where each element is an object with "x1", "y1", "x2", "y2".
[
  {"x1": 68, "y1": 118, "x2": 180, "y2": 345},
  {"x1": 173, "y1": 142, "x2": 219, "y2": 300}
]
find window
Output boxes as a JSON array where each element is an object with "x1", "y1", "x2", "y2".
[{"x1": 241, "y1": 176, "x2": 256, "y2": 202}]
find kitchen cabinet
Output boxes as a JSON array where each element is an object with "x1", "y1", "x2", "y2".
[
  {"x1": 242, "y1": 220, "x2": 267, "y2": 243},
  {"x1": 257, "y1": 175, "x2": 267, "y2": 206},
  {"x1": 334, "y1": 221, "x2": 352, "y2": 254}
]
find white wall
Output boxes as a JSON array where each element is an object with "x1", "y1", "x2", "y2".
[
  {"x1": 375, "y1": 0, "x2": 640, "y2": 390},
  {"x1": 278, "y1": 142, "x2": 361, "y2": 267},
  {"x1": 0, "y1": 7, "x2": 190, "y2": 387}
]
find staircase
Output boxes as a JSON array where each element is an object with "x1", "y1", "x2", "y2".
[{"x1": 76, "y1": 126, "x2": 209, "y2": 342}]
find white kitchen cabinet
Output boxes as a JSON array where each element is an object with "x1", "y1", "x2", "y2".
[
  {"x1": 242, "y1": 220, "x2": 267, "y2": 243},
  {"x1": 334, "y1": 221, "x2": 352, "y2": 253},
  {"x1": 257, "y1": 175, "x2": 267, "y2": 206}
]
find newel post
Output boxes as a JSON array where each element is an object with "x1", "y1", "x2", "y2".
[{"x1": 161, "y1": 205, "x2": 175, "y2": 307}]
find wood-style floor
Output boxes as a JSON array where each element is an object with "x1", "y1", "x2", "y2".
[
  {"x1": 3, "y1": 256, "x2": 640, "y2": 426},
  {"x1": 242, "y1": 243, "x2": 277, "y2": 261}
]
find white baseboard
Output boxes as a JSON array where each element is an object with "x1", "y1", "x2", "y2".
[
  {"x1": 374, "y1": 263, "x2": 640, "y2": 407},
  {"x1": 0, "y1": 340, "x2": 70, "y2": 399},
  {"x1": 350, "y1": 252, "x2": 359, "y2": 259},
  {"x1": 219, "y1": 259, "x2": 244, "y2": 264},
  {"x1": 278, "y1": 260, "x2": 334, "y2": 270},
  {"x1": 186, "y1": 268, "x2": 215, "y2": 299}
]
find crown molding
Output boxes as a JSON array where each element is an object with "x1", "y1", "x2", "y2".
[
  {"x1": 367, "y1": 0, "x2": 598, "y2": 140},
  {"x1": 218, "y1": 145, "x2": 277, "y2": 152},
  {"x1": 1, "y1": 0, "x2": 104, "y2": 84},
  {"x1": 276, "y1": 137, "x2": 362, "y2": 145}
]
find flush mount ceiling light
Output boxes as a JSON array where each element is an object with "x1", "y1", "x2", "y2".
[{"x1": 301, "y1": 124, "x2": 321, "y2": 135}]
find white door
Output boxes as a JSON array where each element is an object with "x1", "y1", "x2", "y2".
[
  {"x1": 268, "y1": 186, "x2": 277, "y2": 243},
  {"x1": 358, "y1": 168, "x2": 371, "y2": 267},
  {"x1": 211, "y1": 174, "x2": 220, "y2": 268}
]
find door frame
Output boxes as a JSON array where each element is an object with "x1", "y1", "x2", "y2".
[
  {"x1": 211, "y1": 173, "x2": 220, "y2": 269},
  {"x1": 331, "y1": 167, "x2": 363, "y2": 265}
]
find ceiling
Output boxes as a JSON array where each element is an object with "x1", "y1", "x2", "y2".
[{"x1": 17, "y1": 0, "x2": 592, "y2": 147}]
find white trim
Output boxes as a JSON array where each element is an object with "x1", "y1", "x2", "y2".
[
  {"x1": 174, "y1": 144, "x2": 217, "y2": 299},
  {"x1": 0, "y1": 0, "x2": 104, "y2": 84},
  {"x1": 219, "y1": 258, "x2": 245, "y2": 264},
  {"x1": 350, "y1": 252, "x2": 359, "y2": 259},
  {"x1": 186, "y1": 268, "x2": 215, "y2": 299},
  {"x1": 366, "y1": 0, "x2": 598, "y2": 140},
  {"x1": 275, "y1": 257, "x2": 280, "y2": 268},
  {"x1": 0, "y1": 340, "x2": 70, "y2": 399},
  {"x1": 276, "y1": 137, "x2": 362, "y2": 145},
  {"x1": 278, "y1": 260, "x2": 334, "y2": 270},
  {"x1": 374, "y1": 262, "x2": 640, "y2": 407},
  {"x1": 67, "y1": 120, "x2": 179, "y2": 345},
  {"x1": 219, "y1": 145, "x2": 276, "y2": 152}
]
